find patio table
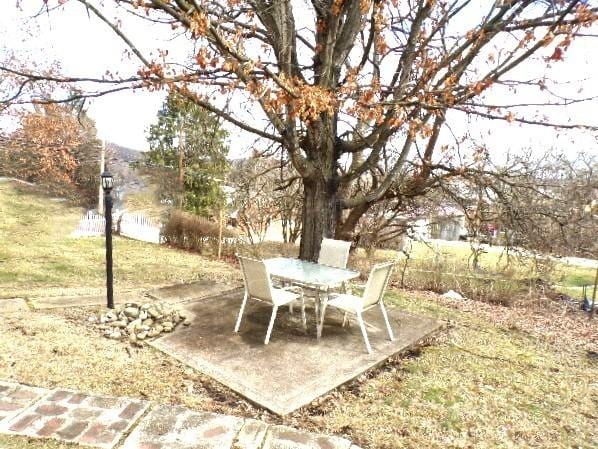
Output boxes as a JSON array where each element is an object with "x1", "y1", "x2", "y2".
[{"x1": 264, "y1": 257, "x2": 360, "y2": 339}]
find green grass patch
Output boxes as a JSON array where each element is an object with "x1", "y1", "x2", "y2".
[
  {"x1": 560, "y1": 271, "x2": 595, "y2": 287},
  {"x1": 0, "y1": 182, "x2": 238, "y2": 298}
]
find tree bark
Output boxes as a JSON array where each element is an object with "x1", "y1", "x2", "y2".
[{"x1": 299, "y1": 174, "x2": 338, "y2": 261}]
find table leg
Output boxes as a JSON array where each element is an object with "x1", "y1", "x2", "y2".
[
  {"x1": 315, "y1": 289, "x2": 321, "y2": 340},
  {"x1": 316, "y1": 288, "x2": 330, "y2": 340}
]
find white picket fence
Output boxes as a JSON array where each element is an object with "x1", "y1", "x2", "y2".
[
  {"x1": 72, "y1": 211, "x2": 106, "y2": 237},
  {"x1": 119, "y1": 212, "x2": 162, "y2": 244},
  {"x1": 72, "y1": 210, "x2": 162, "y2": 244}
]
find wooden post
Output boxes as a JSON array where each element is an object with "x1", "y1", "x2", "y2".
[
  {"x1": 217, "y1": 208, "x2": 224, "y2": 259},
  {"x1": 98, "y1": 140, "x2": 105, "y2": 214}
]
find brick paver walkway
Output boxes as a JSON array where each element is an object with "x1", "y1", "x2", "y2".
[
  {"x1": 0, "y1": 382, "x2": 45, "y2": 425},
  {"x1": 0, "y1": 382, "x2": 148, "y2": 448},
  {"x1": 0, "y1": 380, "x2": 360, "y2": 449}
]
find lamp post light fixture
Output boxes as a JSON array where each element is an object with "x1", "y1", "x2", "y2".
[{"x1": 101, "y1": 171, "x2": 115, "y2": 309}]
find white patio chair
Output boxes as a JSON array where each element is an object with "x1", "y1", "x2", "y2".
[
  {"x1": 319, "y1": 262, "x2": 395, "y2": 354},
  {"x1": 318, "y1": 238, "x2": 351, "y2": 268},
  {"x1": 235, "y1": 255, "x2": 306, "y2": 344},
  {"x1": 300, "y1": 238, "x2": 353, "y2": 315},
  {"x1": 286, "y1": 238, "x2": 352, "y2": 316}
]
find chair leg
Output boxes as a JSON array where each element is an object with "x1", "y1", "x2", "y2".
[
  {"x1": 234, "y1": 292, "x2": 249, "y2": 333},
  {"x1": 342, "y1": 312, "x2": 349, "y2": 327},
  {"x1": 314, "y1": 290, "x2": 320, "y2": 317},
  {"x1": 300, "y1": 294, "x2": 307, "y2": 331},
  {"x1": 264, "y1": 305, "x2": 278, "y2": 344},
  {"x1": 356, "y1": 312, "x2": 373, "y2": 354},
  {"x1": 379, "y1": 302, "x2": 394, "y2": 341},
  {"x1": 317, "y1": 301, "x2": 328, "y2": 340}
]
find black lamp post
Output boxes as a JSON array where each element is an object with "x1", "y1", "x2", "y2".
[{"x1": 101, "y1": 171, "x2": 114, "y2": 309}]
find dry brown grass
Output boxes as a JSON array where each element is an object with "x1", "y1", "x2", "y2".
[{"x1": 0, "y1": 434, "x2": 78, "y2": 449}]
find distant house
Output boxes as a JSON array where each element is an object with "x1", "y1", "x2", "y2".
[{"x1": 396, "y1": 206, "x2": 468, "y2": 242}]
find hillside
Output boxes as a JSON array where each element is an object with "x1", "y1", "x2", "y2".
[{"x1": 0, "y1": 180, "x2": 237, "y2": 298}]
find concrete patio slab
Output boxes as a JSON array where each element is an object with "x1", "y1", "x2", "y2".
[
  {"x1": 150, "y1": 291, "x2": 443, "y2": 415},
  {"x1": 0, "y1": 298, "x2": 29, "y2": 314},
  {"x1": 121, "y1": 404, "x2": 243, "y2": 449},
  {"x1": 146, "y1": 280, "x2": 242, "y2": 304},
  {"x1": 0, "y1": 381, "x2": 46, "y2": 425},
  {"x1": 0, "y1": 389, "x2": 148, "y2": 448}
]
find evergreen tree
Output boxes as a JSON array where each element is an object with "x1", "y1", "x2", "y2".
[{"x1": 146, "y1": 91, "x2": 229, "y2": 217}]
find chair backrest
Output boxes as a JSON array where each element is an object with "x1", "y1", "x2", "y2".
[
  {"x1": 362, "y1": 262, "x2": 394, "y2": 308},
  {"x1": 318, "y1": 238, "x2": 351, "y2": 268},
  {"x1": 237, "y1": 255, "x2": 273, "y2": 303}
]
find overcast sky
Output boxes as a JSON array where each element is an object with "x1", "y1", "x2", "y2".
[{"x1": 1, "y1": 1, "x2": 597, "y2": 160}]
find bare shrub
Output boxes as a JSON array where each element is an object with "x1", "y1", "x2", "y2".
[{"x1": 162, "y1": 210, "x2": 238, "y2": 255}]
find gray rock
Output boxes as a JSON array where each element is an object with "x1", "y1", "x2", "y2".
[
  {"x1": 124, "y1": 307, "x2": 140, "y2": 319},
  {"x1": 442, "y1": 290, "x2": 466, "y2": 300},
  {"x1": 148, "y1": 308, "x2": 161, "y2": 319},
  {"x1": 137, "y1": 332, "x2": 148, "y2": 340},
  {"x1": 130, "y1": 318, "x2": 142, "y2": 328},
  {"x1": 113, "y1": 320, "x2": 128, "y2": 329},
  {"x1": 183, "y1": 319, "x2": 191, "y2": 326},
  {"x1": 147, "y1": 329, "x2": 160, "y2": 338}
]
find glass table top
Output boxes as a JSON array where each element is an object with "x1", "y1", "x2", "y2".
[{"x1": 265, "y1": 257, "x2": 359, "y2": 287}]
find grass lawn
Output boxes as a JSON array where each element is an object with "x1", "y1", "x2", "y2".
[
  {"x1": 0, "y1": 181, "x2": 238, "y2": 298},
  {"x1": 376, "y1": 241, "x2": 597, "y2": 293},
  {"x1": 0, "y1": 292, "x2": 596, "y2": 448},
  {"x1": 1, "y1": 180, "x2": 597, "y2": 448}
]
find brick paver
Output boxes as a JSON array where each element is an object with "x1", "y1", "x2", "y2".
[
  {"x1": 0, "y1": 381, "x2": 361, "y2": 449},
  {"x1": 262, "y1": 425, "x2": 353, "y2": 449},
  {"x1": 121, "y1": 404, "x2": 244, "y2": 449},
  {"x1": 0, "y1": 381, "x2": 46, "y2": 425},
  {"x1": 1, "y1": 389, "x2": 148, "y2": 449},
  {"x1": 235, "y1": 419, "x2": 269, "y2": 449}
]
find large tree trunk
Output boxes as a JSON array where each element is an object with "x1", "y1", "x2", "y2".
[
  {"x1": 299, "y1": 175, "x2": 337, "y2": 261},
  {"x1": 298, "y1": 114, "x2": 339, "y2": 261}
]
